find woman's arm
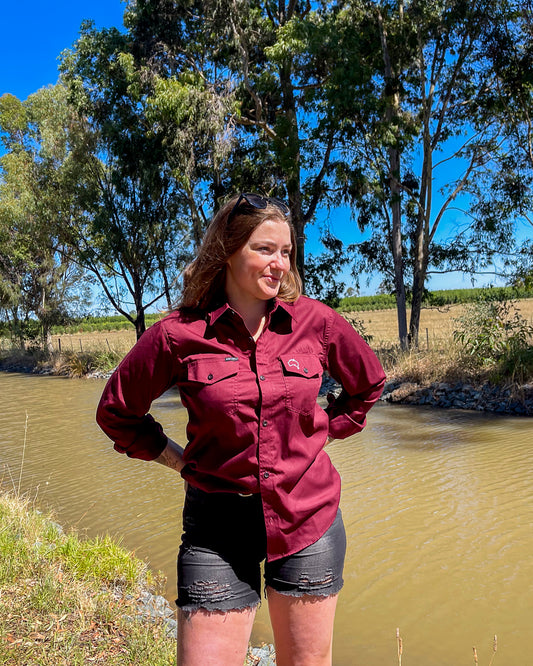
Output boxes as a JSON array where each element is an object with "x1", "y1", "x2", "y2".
[{"x1": 154, "y1": 437, "x2": 186, "y2": 473}]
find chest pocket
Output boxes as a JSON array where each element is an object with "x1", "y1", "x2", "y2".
[
  {"x1": 184, "y1": 354, "x2": 239, "y2": 415},
  {"x1": 279, "y1": 353, "x2": 323, "y2": 415}
]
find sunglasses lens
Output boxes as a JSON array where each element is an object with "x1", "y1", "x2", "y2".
[
  {"x1": 242, "y1": 193, "x2": 269, "y2": 210},
  {"x1": 228, "y1": 192, "x2": 290, "y2": 225},
  {"x1": 269, "y1": 198, "x2": 290, "y2": 216}
]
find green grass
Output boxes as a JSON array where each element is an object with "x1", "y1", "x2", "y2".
[{"x1": 0, "y1": 490, "x2": 176, "y2": 665}]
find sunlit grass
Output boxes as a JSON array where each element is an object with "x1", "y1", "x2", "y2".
[{"x1": 0, "y1": 490, "x2": 176, "y2": 665}]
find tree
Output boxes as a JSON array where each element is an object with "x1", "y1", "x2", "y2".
[
  {"x1": 60, "y1": 12, "x2": 238, "y2": 337},
  {"x1": 60, "y1": 23, "x2": 192, "y2": 339},
  {"x1": 332, "y1": 0, "x2": 508, "y2": 347},
  {"x1": 472, "y1": 0, "x2": 533, "y2": 287},
  {"x1": 0, "y1": 88, "x2": 90, "y2": 349}
]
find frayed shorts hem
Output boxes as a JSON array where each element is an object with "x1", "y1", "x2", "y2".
[
  {"x1": 176, "y1": 599, "x2": 261, "y2": 614},
  {"x1": 265, "y1": 579, "x2": 344, "y2": 600}
]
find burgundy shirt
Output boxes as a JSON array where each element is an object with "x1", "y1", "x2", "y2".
[{"x1": 96, "y1": 296, "x2": 386, "y2": 561}]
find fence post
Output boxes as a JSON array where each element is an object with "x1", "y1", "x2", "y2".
[
  {"x1": 58, "y1": 338, "x2": 61, "y2": 353},
  {"x1": 426, "y1": 328, "x2": 429, "y2": 350},
  {"x1": 79, "y1": 339, "x2": 83, "y2": 352}
]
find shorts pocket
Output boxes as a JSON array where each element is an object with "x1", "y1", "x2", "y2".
[{"x1": 279, "y1": 353, "x2": 323, "y2": 415}]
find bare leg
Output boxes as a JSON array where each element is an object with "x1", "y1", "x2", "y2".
[
  {"x1": 267, "y1": 587, "x2": 339, "y2": 666},
  {"x1": 177, "y1": 606, "x2": 257, "y2": 666}
]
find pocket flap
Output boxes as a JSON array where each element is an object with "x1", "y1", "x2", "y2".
[
  {"x1": 279, "y1": 354, "x2": 321, "y2": 378},
  {"x1": 186, "y1": 355, "x2": 239, "y2": 384}
]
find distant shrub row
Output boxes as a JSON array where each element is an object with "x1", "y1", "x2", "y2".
[
  {"x1": 338, "y1": 286, "x2": 533, "y2": 312},
  {"x1": 51, "y1": 312, "x2": 164, "y2": 335}
]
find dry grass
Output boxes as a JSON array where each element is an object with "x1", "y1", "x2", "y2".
[
  {"x1": 351, "y1": 298, "x2": 533, "y2": 347},
  {"x1": 50, "y1": 329, "x2": 137, "y2": 355}
]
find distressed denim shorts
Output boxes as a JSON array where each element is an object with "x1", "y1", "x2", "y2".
[{"x1": 176, "y1": 485, "x2": 346, "y2": 612}]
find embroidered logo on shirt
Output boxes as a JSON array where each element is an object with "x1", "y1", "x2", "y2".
[
  {"x1": 225, "y1": 356, "x2": 239, "y2": 361},
  {"x1": 287, "y1": 358, "x2": 300, "y2": 369}
]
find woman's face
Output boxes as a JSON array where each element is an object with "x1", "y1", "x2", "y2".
[{"x1": 225, "y1": 218, "x2": 292, "y2": 309}]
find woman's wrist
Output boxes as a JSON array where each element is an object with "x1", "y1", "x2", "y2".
[{"x1": 154, "y1": 437, "x2": 185, "y2": 472}]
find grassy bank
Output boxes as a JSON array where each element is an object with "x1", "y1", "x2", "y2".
[{"x1": 0, "y1": 490, "x2": 176, "y2": 665}]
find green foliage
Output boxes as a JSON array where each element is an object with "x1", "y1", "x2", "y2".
[
  {"x1": 305, "y1": 233, "x2": 351, "y2": 307},
  {"x1": 453, "y1": 297, "x2": 533, "y2": 377},
  {"x1": 339, "y1": 286, "x2": 533, "y2": 312},
  {"x1": 0, "y1": 87, "x2": 91, "y2": 348}
]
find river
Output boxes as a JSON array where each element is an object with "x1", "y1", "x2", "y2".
[{"x1": 1, "y1": 372, "x2": 532, "y2": 665}]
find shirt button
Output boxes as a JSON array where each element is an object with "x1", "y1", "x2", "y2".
[
  {"x1": 262, "y1": 419, "x2": 268, "y2": 427},
  {"x1": 263, "y1": 471, "x2": 270, "y2": 479},
  {"x1": 207, "y1": 373, "x2": 213, "y2": 380},
  {"x1": 304, "y1": 368, "x2": 308, "y2": 373},
  {"x1": 259, "y1": 375, "x2": 265, "y2": 381}
]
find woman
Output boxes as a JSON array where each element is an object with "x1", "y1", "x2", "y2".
[{"x1": 96, "y1": 193, "x2": 386, "y2": 666}]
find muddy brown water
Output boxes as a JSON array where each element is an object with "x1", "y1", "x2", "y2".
[{"x1": 1, "y1": 372, "x2": 532, "y2": 665}]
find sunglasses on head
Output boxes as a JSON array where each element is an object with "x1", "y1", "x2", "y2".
[{"x1": 227, "y1": 192, "x2": 290, "y2": 225}]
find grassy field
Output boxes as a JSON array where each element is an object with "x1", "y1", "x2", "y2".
[
  {"x1": 1, "y1": 297, "x2": 532, "y2": 386},
  {"x1": 348, "y1": 298, "x2": 533, "y2": 347}
]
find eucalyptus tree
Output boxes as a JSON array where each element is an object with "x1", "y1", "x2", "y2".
[
  {"x1": 182, "y1": 0, "x2": 352, "y2": 283},
  {"x1": 331, "y1": 0, "x2": 507, "y2": 348},
  {"x1": 472, "y1": 0, "x2": 533, "y2": 286},
  {"x1": 0, "y1": 87, "x2": 89, "y2": 349},
  {"x1": 60, "y1": 23, "x2": 183, "y2": 338},
  {"x1": 124, "y1": 0, "x2": 237, "y2": 244}
]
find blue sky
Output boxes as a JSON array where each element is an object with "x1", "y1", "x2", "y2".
[
  {"x1": 0, "y1": 0, "x2": 125, "y2": 101},
  {"x1": 0, "y1": 1, "x2": 511, "y2": 296}
]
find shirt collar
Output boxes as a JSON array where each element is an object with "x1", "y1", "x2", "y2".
[{"x1": 207, "y1": 298, "x2": 296, "y2": 326}]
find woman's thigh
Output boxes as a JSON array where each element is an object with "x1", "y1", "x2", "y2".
[{"x1": 265, "y1": 509, "x2": 346, "y2": 666}]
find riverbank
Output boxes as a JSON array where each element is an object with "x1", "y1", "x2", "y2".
[
  {"x1": 2, "y1": 348, "x2": 533, "y2": 416},
  {"x1": 380, "y1": 378, "x2": 533, "y2": 415},
  {"x1": 0, "y1": 490, "x2": 274, "y2": 665}
]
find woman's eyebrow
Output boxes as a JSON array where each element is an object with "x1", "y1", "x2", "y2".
[{"x1": 251, "y1": 238, "x2": 292, "y2": 248}]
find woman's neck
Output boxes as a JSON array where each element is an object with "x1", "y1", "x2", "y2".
[{"x1": 228, "y1": 298, "x2": 268, "y2": 341}]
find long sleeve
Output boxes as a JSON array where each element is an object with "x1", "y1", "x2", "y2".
[
  {"x1": 96, "y1": 320, "x2": 181, "y2": 460},
  {"x1": 324, "y1": 310, "x2": 386, "y2": 439}
]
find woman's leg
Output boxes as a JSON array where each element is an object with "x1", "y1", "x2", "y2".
[
  {"x1": 177, "y1": 606, "x2": 257, "y2": 666},
  {"x1": 264, "y1": 510, "x2": 346, "y2": 666},
  {"x1": 267, "y1": 589, "x2": 338, "y2": 666},
  {"x1": 176, "y1": 489, "x2": 265, "y2": 665}
]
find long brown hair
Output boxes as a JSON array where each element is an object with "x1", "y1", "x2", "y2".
[{"x1": 178, "y1": 194, "x2": 302, "y2": 310}]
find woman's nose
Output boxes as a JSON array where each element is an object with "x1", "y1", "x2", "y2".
[{"x1": 271, "y1": 251, "x2": 287, "y2": 269}]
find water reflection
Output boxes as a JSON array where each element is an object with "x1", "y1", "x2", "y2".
[{"x1": 1, "y1": 373, "x2": 532, "y2": 665}]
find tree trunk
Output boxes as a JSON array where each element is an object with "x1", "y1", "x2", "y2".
[
  {"x1": 279, "y1": 62, "x2": 305, "y2": 286},
  {"x1": 378, "y1": 5, "x2": 408, "y2": 350},
  {"x1": 133, "y1": 278, "x2": 146, "y2": 340},
  {"x1": 409, "y1": 97, "x2": 433, "y2": 347}
]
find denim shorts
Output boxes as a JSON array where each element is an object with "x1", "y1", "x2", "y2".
[{"x1": 176, "y1": 486, "x2": 346, "y2": 612}]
